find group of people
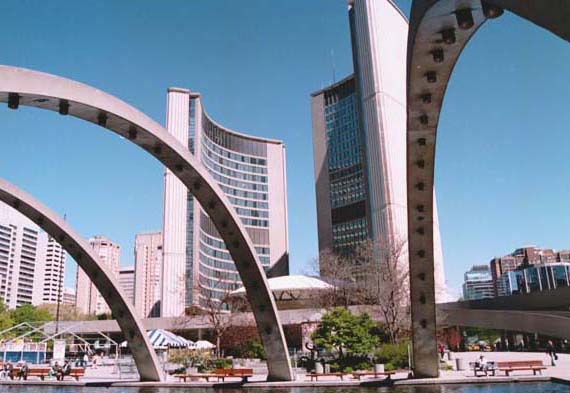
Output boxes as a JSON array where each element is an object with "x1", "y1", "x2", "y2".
[
  {"x1": 0, "y1": 359, "x2": 74, "y2": 381},
  {"x1": 1, "y1": 360, "x2": 29, "y2": 380},
  {"x1": 49, "y1": 360, "x2": 72, "y2": 381}
]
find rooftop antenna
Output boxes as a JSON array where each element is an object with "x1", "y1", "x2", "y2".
[{"x1": 331, "y1": 49, "x2": 336, "y2": 84}]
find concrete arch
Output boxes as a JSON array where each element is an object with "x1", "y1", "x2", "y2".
[
  {"x1": 0, "y1": 65, "x2": 293, "y2": 381},
  {"x1": 406, "y1": 0, "x2": 570, "y2": 377},
  {"x1": 0, "y1": 178, "x2": 163, "y2": 381}
]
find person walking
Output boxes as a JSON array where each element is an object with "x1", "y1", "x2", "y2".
[{"x1": 547, "y1": 340, "x2": 558, "y2": 366}]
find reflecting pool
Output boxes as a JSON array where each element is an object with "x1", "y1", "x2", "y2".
[{"x1": 0, "y1": 382, "x2": 568, "y2": 393}]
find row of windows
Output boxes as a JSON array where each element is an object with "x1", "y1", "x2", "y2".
[
  {"x1": 242, "y1": 218, "x2": 269, "y2": 228},
  {"x1": 203, "y1": 140, "x2": 267, "y2": 174},
  {"x1": 332, "y1": 217, "x2": 369, "y2": 251},
  {"x1": 235, "y1": 207, "x2": 269, "y2": 219},
  {"x1": 199, "y1": 273, "x2": 240, "y2": 292},
  {"x1": 202, "y1": 126, "x2": 268, "y2": 164},
  {"x1": 200, "y1": 242, "x2": 232, "y2": 261},
  {"x1": 228, "y1": 196, "x2": 268, "y2": 210},
  {"x1": 199, "y1": 263, "x2": 241, "y2": 282},
  {"x1": 220, "y1": 184, "x2": 268, "y2": 201},
  {"x1": 330, "y1": 175, "x2": 366, "y2": 208},
  {"x1": 202, "y1": 152, "x2": 268, "y2": 184},
  {"x1": 209, "y1": 170, "x2": 268, "y2": 192},
  {"x1": 201, "y1": 233, "x2": 269, "y2": 255},
  {"x1": 199, "y1": 251, "x2": 237, "y2": 271}
]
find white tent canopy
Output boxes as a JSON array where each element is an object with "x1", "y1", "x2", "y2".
[
  {"x1": 230, "y1": 275, "x2": 333, "y2": 301},
  {"x1": 121, "y1": 329, "x2": 195, "y2": 349},
  {"x1": 195, "y1": 340, "x2": 215, "y2": 349}
]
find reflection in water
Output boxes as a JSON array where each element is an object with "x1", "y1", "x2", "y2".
[{"x1": 1, "y1": 383, "x2": 568, "y2": 393}]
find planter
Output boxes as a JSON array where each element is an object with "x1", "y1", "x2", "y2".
[{"x1": 374, "y1": 364, "x2": 385, "y2": 373}]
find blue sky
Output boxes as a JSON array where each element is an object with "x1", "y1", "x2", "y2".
[{"x1": 0, "y1": 1, "x2": 569, "y2": 294}]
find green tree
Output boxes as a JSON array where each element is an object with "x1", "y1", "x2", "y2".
[
  {"x1": 312, "y1": 308, "x2": 379, "y2": 358},
  {"x1": 0, "y1": 301, "x2": 14, "y2": 332},
  {"x1": 9, "y1": 304, "x2": 53, "y2": 325}
]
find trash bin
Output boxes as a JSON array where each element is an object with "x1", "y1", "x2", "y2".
[
  {"x1": 374, "y1": 364, "x2": 385, "y2": 373},
  {"x1": 315, "y1": 362, "x2": 324, "y2": 373},
  {"x1": 324, "y1": 364, "x2": 331, "y2": 373},
  {"x1": 455, "y1": 358, "x2": 465, "y2": 371}
]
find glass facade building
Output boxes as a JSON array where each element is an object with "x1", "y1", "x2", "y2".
[
  {"x1": 162, "y1": 89, "x2": 288, "y2": 315},
  {"x1": 497, "y1": 263, "x2": 570, "y2": 296},
  {"x1": 310, "y1": 0, "x2": 448, "y2": 301},
  {"x1": 462, "y1": 265, "x2": 494, "y2": 300},
  {"x1": 311, "y1": 76, "x2": 369, "y2": 255}
]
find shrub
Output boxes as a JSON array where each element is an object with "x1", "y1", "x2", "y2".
[
  {"x1": 328, "y1": 357, "x2": 371, "y2": 372},
  {"x1": 208, "y1": 357, "x2": 232, "y2": 371},
  {"x1": 312, "y1": 308, "x2": 378, "y2": 358},
  {"x1": 374, "y1": 342, "x2": 409, "y2": 371},
  {"x1": 226, "y1": 339, "x2": 266, "y2": 360}
]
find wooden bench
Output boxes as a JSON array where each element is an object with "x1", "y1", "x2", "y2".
[
  {"x1": 216, "y1": 368, "x2": 254, "y2": 382},
  {"x1": 6, "y1": 367, "x2": 51, "y2": 380},
  {"x1": 352, "y1": 370, "x2": 396, "y2": 380},
  {"x1": 497, "y1": 360, "x2": 546, "y2": 376},
  {"x1": 66, "y1": 368, "x2": 86, "y2": 381},
  {"x1": 27, "y1": 367, "x2": 51, "y2": 380},
  {"x1": 308, "y1": 372, "x2": 345, "y2": 381},
  {"x1": 174, "y1": 373, "x2": 219, "y2": 382}
]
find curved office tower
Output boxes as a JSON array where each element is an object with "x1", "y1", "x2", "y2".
[
  {"x1": 311, "y1": 0, "x2": 448, "y2": 302},
  {"x1": 162, "y1": 88, "x2": 289, "y2": 316}
]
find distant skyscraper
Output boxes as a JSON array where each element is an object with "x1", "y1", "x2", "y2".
[
  {"x1": 162, "y1": 88, "x2": 289, "y2": 315},
  {"x1": 462, "y1": 265, "x2": 494, "y2": 300},
  {"x1": 41, "y1": 237, "x2": 66, "y2": 304},
  {"x1": 119, "y1": 266, "x2": 135, "y2": 305},
  {"x1": 134, "y1": 232, "x2": 162, "y2": 317},
  {"x1": 310, "y1": 0, "x2": 448, "y2": 301},
  {"x1": 0, "y1": 203, "x2": 65, "y2": 308},
  {"x1": 62, "y1": 287, "x2": 76, "y2": 306},
  {"x1": 75, "y1": 236, "x2": 120, "y2": 315}
]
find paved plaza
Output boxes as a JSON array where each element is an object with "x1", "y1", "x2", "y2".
[{"x1": 1, "y1": 352, "x2": 569, "y2": 388}]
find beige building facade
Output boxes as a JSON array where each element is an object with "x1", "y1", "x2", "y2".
[
  {"x1": 134, "y1": 232, "x2": 162, "y2": 317},
  {"x1": 75, "y1": 235, "x2": 120, "y2": 315}
]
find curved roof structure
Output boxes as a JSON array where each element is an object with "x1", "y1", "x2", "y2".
[{"x1": 231, "y1": 275, "x2": 333, "y2": 297}]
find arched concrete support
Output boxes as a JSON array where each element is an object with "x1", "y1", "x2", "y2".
[
  {"x1": 0, "y1": 65, "x2": 293, "y2": 381},
  {"x1": 407, "y1": 0, "x2": 570, "y2": 378},
  {"x1": 0, "y1": 178, "x2": 163, "y2": 381}
]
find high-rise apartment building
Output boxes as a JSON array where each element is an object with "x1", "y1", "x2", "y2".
[
  {"x1": 462, "y1": 265, "x2": 494, "y2": 300},
  {"x1": 162, "y1": 89, "x2": 289, "y2": 316},
  {"x1": 310, "y1": 0, "x2": 448, "y2": 301},
  {"x1": 75, "y1": 236, "x2": 120, "y2": 315},
  {"x1": 119, "y1": 266, "x2": 135, "y2": 305},
  {"x1": 134, "y1": 232, "x2": 162, "y2": 317},
  {"x1": 0, "y1": 203, "x2": 65, "y2": 308},
  {"x1": 40, "y1": 237, "x2": 66, "y2": 304}
]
